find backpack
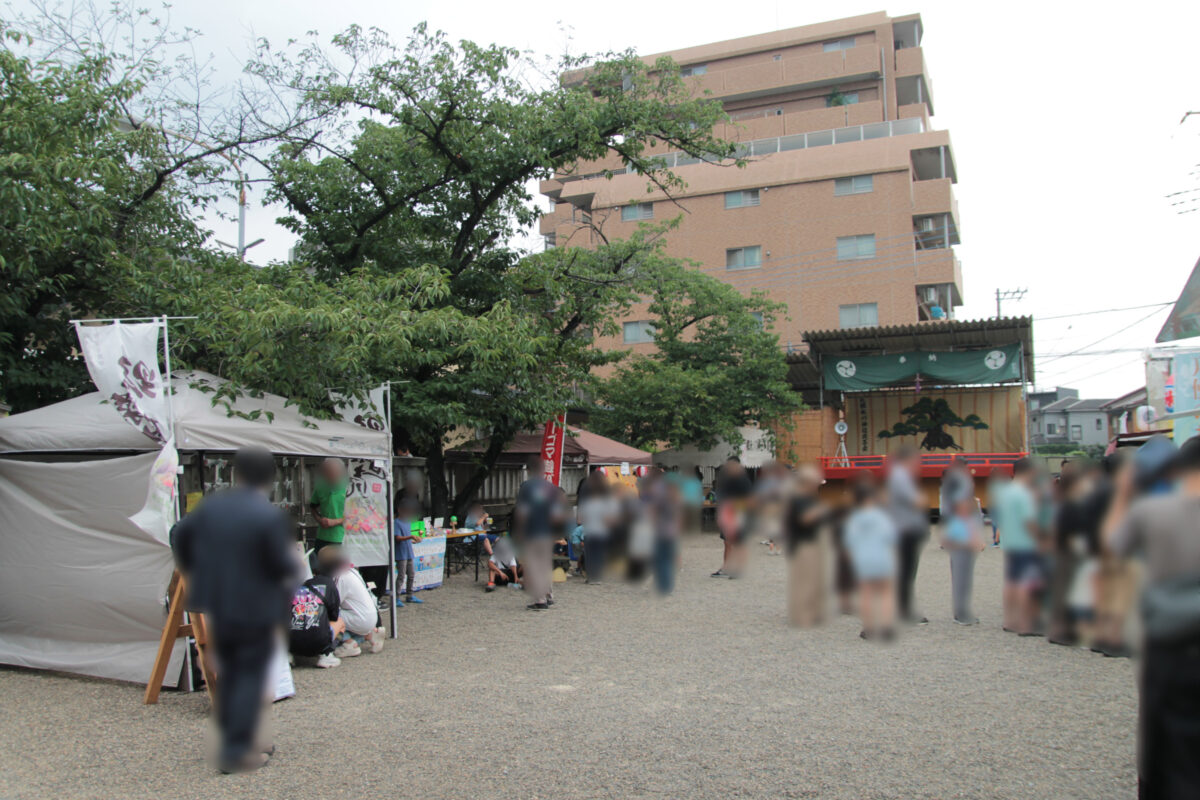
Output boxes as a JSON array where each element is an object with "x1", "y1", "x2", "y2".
[{"x1": 288, "y1": 579, "x2": 332, "y2": 656}]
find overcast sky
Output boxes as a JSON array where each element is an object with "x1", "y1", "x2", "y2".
[{"x1": 17, "y1": 0, "x2": 1199, "y2": 399}]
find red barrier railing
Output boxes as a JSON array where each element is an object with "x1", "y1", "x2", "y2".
[{"x1": 818, "y1": 452, "x2": 1026, "y2": 479}]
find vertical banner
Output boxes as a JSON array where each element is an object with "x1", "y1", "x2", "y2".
[
  {"x1": 540, "y1": 413, "x2": 567, "y2": 487},
  {"x1": 74, "y1": 320, "x2": 177, "y2": 542},
  {"x1": 1172, "y1": 353, "x2": 1200, "y2": 442},
  {"x1": 334, "y1": 385, "x2": 392, "y2": 568},
  {"x1": 73, "y1": 321, "x2": 171, "y2": 444},
  {"x1": 342, "y1": 459, "x2": 390, "y2": 566},
  {"x1": 410, "y1": 535, "x2": 446, "y2": 590}
]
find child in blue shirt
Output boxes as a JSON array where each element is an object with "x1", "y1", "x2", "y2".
[{"x1": 393, "y1": 496, "x2": 423, "y2": 607}]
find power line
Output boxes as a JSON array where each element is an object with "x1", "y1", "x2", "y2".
[
  {"x1": 1033, "y1": 302, "x2": 1174, "y2": 321},
  {"x1": 1037, "y1": 307, "x2": 1169, "y2": 367}
]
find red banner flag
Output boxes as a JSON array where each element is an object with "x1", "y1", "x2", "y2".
[{"x1": 540, "y1": 413, "x2": 567, "y2": 486}]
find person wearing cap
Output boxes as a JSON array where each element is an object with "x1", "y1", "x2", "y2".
[{"x1": 1105, "y1": 435, "x2": 1200, "y2": 799}]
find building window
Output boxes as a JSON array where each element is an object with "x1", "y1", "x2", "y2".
[
  {"x1": 680, "y1": 64, "x2": 707, "y2": 77},
  {"x1": 836, "y1": 234, "x2": 876, "y2": 261},
  {"x1": 623, "y1": 320, "x2": 655, "y2": 344},
  {"x1": 543, "y1": 234, "x2": 556, "y2": 250},
  {"x1": 1070, "y1": 425, "x2": 1082, "y2": 441},
  {"x1": 834, "y1": 175, "x2": 874, "y2": 195},
  {"x1": 726, "y1": 246, "x2": 763, "y2": 270},
  {"x1": 1047, "y1": 423, "x2": 1058, "y2": 435},
  {"x1": 750, "y1": 311, "x2": 764, "y2": 329},
  {"x1": 826, "y1": 91, "x2": 860, "y2": 107},
  {"x1": 621, "y1": 202, "x2": 653, "y2": 222},
  {"x1": 839, "y1": 303, "x2": 878, "y2": 329},
  {"x1": 823, "y1": 37, "x2": 856, "y2": 52},
  {"x1": 772, "y1": 54, "x2": 782, "y2": 61},
  {"x1": 1095, "y1": 418, "x2": 1103, "y2": 430},
  {"x1": 724, "y1": 189, "x2": 761, "y2": 209}
]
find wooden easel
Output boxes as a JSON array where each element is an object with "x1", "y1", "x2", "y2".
[{"x1": 144, "y1": 570, "x2": 216, "y2": 704}]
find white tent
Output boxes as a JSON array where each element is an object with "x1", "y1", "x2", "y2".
[
  {"x1": 0, "y1": 370, "x2": 390, "y2": 459},
  {"x1": 0, "y1": 371, "x2": 391, "y2": 686}
]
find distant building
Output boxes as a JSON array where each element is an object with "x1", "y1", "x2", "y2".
[
  {"x1": 541, "y1": 11, "x2": 962, "y2": 349},
  {"x1": 1029, "y1": 391, "x2": 1112, "y2": 448}
]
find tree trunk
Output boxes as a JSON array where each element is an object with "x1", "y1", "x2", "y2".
[{"x1": 424, "y1": 438, "x2": 451, "y2": 519}]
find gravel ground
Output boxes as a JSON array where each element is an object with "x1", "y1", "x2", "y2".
[{"x1": 0, "y1": 536, "x2": 1137, "y2": 800}]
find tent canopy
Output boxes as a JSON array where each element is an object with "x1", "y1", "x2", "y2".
[
  {"x1": 0, "y1": 371, "x2": 389, "y2": 459},
  {"x1": 448, "y1": 426, "x2": 652, "y2": 466}
]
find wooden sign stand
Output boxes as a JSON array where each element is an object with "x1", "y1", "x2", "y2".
[{"x1": 144, "y1": 570, "x2": 216, "y2": 705}]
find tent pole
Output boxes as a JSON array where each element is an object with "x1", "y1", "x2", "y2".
[
  {"x1": 385, "y1": 382, "x2": 397, "y2": 640},
  {"x1": 159, "y1": 315, "x2": 192, "y2": 693}
]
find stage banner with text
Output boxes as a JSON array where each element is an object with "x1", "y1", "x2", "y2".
[
  {"x1": 540, "y1": 413, "x2": 567, "y2": 486},
  {"x1": 410, "y1": 535, "x2": 446, "y2": 591}
]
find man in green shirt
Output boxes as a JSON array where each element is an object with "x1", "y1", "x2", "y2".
[{"x1": 309, "y1": 459, "x2": 348, "y2": 559}]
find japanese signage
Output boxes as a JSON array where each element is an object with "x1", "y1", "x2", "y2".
[
  {"x1": 342, "y1": 459, "x2": 390, "y2": 566},
  {"x1": 540, "y1": 413, "x2": 567, "y2": 487},
  {"x1": 73, "y1": 321, "x2": 171, "y2": 443}
]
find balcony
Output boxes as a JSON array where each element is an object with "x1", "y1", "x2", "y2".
[
  {"x1": 914, "y1": 248, "x2": 962, "y2": 289},
  {"x1": 893, "y1": 46, "x2": 926, "y2": 78},
  {"x1": 896, "y1": 74, "x2": 934, "y2": 116},
  {"x1": 911, "y1": 144, "x2": 957, "y2": 183},
  {"x1": 912, "y1": 177, "x2": 959, "y2": 225},
  {"x1": 691, "y1": 44, "x2": 881, "y2": 101}
]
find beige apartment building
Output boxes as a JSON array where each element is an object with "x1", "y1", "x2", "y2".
[{"x1": 539, "y1": 11, "x2": 961, "y2": 353}]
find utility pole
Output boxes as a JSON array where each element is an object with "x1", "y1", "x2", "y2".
[{"x1": 995, "y1": 287, "x2": 1027, "y2": 318}]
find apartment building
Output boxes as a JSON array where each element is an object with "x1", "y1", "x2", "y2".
[{"x1": 539, "y1": 12, "x2": 961, "y2": 351}]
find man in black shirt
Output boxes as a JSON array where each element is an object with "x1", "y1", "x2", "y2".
[{"x1": 171, "y1": 446, "x2": 298, "y2": 774}]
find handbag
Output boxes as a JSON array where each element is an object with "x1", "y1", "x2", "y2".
[{"x1": 1141, "y1": 574, "x2": 1200, "y2": 644}]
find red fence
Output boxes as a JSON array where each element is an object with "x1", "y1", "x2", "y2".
[{"x1": 818, "y1": 452, "x2": 1026, "y2": 480}]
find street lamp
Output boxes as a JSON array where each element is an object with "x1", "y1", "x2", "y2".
[{"x1": 116, "y1": 116, "x2": 257, "y2": 260}]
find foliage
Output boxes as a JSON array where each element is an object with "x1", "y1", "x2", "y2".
[
  {"x1": 0, "y1": 3, "x2": 320, "y2": 411},
  {"x1": 826, "y1": 88, "x2": 849, "y2": 107},
  {"x1": 589, "y1": 266, "x2": 802, "y2": 451},
  {"x1": 877, "y1": 396, "x2": 989, "y2": 451},
  {"x1": 231, "y1": 25, "x2": 737, "y2": 513}
]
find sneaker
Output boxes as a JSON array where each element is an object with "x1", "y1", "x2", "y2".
[
  {"x1": 333, "y1": 640, "x2": 361, "y2": 658},
  {"x1": 395, "y1": 598, "x2": 405, "y2": 608},
  {"x1": 485, "y1": 582, "x2": 496, "y2": 592},
  {"x1": 953, "y1": 617, "x2": 980, "y2": 626},
  {"x1": 527, "y1": 602, "x2": 549, "y2": 611},
  {"x1": 315, "y1": 653, "x2": 342, "y2": 669},
  {"x1": 365, "y1": 628, "x2": 385, "y2": 654},
  {"x1": 710, "y1": 570, "x2": 726, "y2": 578},
  {"x1": 406, "y1": 595, "x2": 423, "y2": 604},
  {"x1": 509, "y1": 582, "x2": 522, "y2": 590},
  {"x1": 545, "y1": 597, "x2": 555, "y2": 607}
]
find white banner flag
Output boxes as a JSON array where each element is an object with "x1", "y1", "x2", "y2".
[{"x1": 73, "y1": 321, "x2": 171, "y2": 444}]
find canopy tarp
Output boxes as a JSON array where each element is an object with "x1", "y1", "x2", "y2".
[
  {"x1": 0, "y1": 370, "x2": 389, "y2": 459},
  {"x1": 0, "y1": 452, "x2": 185, "y2": 685},
  {"x1": 448, "y1": 426, "x2": 652, "y2": 466},
  {"x1": 822, "y1": 343, "x2": 1023, "y2": 392}
]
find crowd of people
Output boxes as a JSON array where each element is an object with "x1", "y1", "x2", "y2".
[{"x1": 170, "y1": 439, "x2": 1199, "y2": 794}]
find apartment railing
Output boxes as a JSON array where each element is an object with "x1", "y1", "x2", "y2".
[{"x1": 556, "y1": 117, "x2": 927, "y2": 185}]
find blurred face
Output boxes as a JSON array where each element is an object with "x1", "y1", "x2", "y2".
[{"x1": 321, "y1": 459, "x2": 344, "y2": 483}]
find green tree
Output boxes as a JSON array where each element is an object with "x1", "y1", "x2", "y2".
[
  {"x1": 877, "y1": 396, "x2": 988, "y2": 451},
  {"x1": 0, "y1": 3, "x2": 321, "y2": 411},
  {"x1": 589, "y1": 266, "x2": 802, "y2": 451},
  {"x1": 237, "y1": 25, "x2": 737, "y2": 514}
]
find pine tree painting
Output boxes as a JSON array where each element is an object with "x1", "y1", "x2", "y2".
[{"x1": 877, "y1": 397, "x2": 989, "y2": 451}]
